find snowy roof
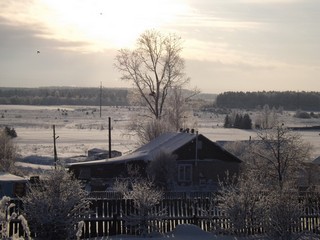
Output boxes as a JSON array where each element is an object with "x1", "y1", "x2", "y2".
[
  {"x1": 313, "y1": 156, "x2": 320, "y2": 165},
  {"x1": 0, "y1": 172, "x2": 27, "y2": 182},
  {"x1": 69, "y1": 132, "x2": 198, "y2": 167}
]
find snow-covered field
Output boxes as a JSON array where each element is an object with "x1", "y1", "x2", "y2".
[{"x1": 0, "y1": 105, "x2": 319, "y2": 172}]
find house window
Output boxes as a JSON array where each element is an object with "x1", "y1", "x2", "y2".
[{"x1": 178, "y1": 164, "x2": 192, "y2": 182}]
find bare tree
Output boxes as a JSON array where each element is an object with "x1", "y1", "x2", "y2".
[
  {"x1": 222, "y1": 141, "x2": 254, "y2": 163},
  {"x1": 127, "y1": 86, "x2": 199, "y2": 145},
  {"x1": 250, "y1": 125, "x2": 312, "y2": 190},
  {"x1": 128, "y1": 118, "x2": 173, "y2": 145},
  {"x1": 165, "y1": 86, "x2": 199, "y2": 131},
  {"x1": 218, "y1": 126, "x2": 313, "y2": 239},
  {"x1": 255, "y1": 104, "x2": 278, "y2": 129},
  {"x1": 115, "y1": 29, "x2": 189, "y2": 120}
]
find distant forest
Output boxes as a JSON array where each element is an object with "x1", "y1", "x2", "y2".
[
  {"x1": 0, "y1": 87, "x2": 129, "y2": 106},
  {"x1": 215, "y1": 91, "x2": 320, "y2": 111},
  {"x1": 1, "y1": 88, "x2": 319, "y2": 111}
]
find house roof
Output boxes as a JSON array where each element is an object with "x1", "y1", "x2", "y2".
[
  {"x1": 0, "y1": 172, "x2": 27, "y2": 182},
  {"x1": 68, "y1": 132, "x2": 240, "y2": 167},
  {"x1": 313, "y1": 156, "x2": 320, "y2": 165}
]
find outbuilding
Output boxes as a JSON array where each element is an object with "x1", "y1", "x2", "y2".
[{"x1": 0, "y1": 172, "x2": 27, "y2": 198}]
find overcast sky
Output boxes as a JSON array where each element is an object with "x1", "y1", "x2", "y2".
[{"x1": 0, "y1": 0, "x2": 319, "y2": 93}]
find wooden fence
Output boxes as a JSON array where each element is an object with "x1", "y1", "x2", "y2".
[
  {"x1": 80, "y1": 191, "x2": 320, "y2": 238},
  {"x1": 4, "y1": 192, "x2": 320, "y2": 239}
]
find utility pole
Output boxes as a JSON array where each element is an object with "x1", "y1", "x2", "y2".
[
  {"x1": 53, "y1": 125, "x2": 59, "y2": 169},
  {"x1": 108, "y1": 117, "x2": 112, "y2": 159},
  {"x1": 100, "y1": 82, "x2": 102, "y2": 118},
  {"x1": 195, "y1": 131, "x2": 198, "y2": 167}
]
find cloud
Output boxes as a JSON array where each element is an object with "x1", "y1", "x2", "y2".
[
  {"x1": 0, "y1": 17, "x2": 122, "y2": 88},
  {"x1": 239, "y1": 0, "x2": 302, "y2": 3}
]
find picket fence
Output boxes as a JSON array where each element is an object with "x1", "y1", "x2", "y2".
[
  {"x1": 4, "y1": 191, "x2": 320, "y2": 239},
  {"x1": 80, "y1": 191, "x2": 320, "y2": 239}
]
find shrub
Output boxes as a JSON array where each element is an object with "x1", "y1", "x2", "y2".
[
  {"x1": 21, "y1": 168, "x2": 90, "y2": 240},
  {"x1": 4, "y1": 126, "x2": 17, "y2": 138},
  {"x1": 294, "y1": 110, "x2": 311, "y2": 119},
  {"x1": 114, "y1": 169, "x2": 165, "y2": 237}
]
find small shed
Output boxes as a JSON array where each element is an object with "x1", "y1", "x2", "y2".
[
  {"x1": 0, "y1": 172, "x2": 27, "y2": 198},
  {"x1": 88, "y1": 148, "x2": 122, "y2": 160}
]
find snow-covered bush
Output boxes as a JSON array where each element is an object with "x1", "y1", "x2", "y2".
[
  {"x1": 114, "y1": 170, "x2": 165, "y2": 237},
  {"x1": 265, "y1": 189, "x2": 303, "y2": 240},
  {"x1": 217, "y1": 172, "x2": 268, "y2": 236},
  {"x1": 0, "y1": 196, "x2": 31, "y2": 240},
  {"x1": 21, "y1": 167, "x2": 90, "y2": 240}
]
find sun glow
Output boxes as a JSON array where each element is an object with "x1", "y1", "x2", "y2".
[{"x1": 31, "y1": 0, "x2": 190, "y2": 51}]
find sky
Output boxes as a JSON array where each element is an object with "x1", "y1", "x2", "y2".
[{"x1": 0, "y1": 0, "x2": 319, "y2": 94}]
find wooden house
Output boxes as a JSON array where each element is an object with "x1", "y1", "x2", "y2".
[{"x1": 68, "y1": 132, "x2": 242, "y2": 191}]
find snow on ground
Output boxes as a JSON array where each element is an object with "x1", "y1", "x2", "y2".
[
  {"x1": 88, "y1": 224, "x2": 263, "y2": 240},
  {"x1": 0, "y1": 105, "x2": 319, "y2": 170}
]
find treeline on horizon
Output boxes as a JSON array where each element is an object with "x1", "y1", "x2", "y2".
[
  {"x1": 215, "y1": 91, "x2": 320, "y2": 111},
  {"x1": 0, "y1": 87, "x2": 129, "y2": 106},
  {"x1": 0, "y1": 88, "x2": 319, "y2": 111}
]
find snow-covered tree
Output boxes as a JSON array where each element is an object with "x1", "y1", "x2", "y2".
[
  {"x1": 21, "y1": 167, "x2": 90, "y2": 240},
  {"x1": 114, "y1": 29, "x2": 189, "y2": 120},
  {"x1": 250, "y1": 125, "x2": 312, "y2": 190},
  {"x1": 218, "y1": 126, "x2": 313, "y2": 238},
  {"x1": 255, "y1": 104, "x2": 278, "y2": 129}
]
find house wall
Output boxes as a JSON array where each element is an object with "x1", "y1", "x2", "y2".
[
  {"x1": 175, "y1": 159, "x2": 241, "y2": 187},
  {"x1": 175, "y1": 135, "x2": 240, "y2": 163},
  {"x1": 70, "y1": 161, "x2": 147, "y2": 180},
  {"x1": 195, "y1": 159, "x2": 240, "y2": 183},
  {"x1": 0, "y1": 181, "x2": 26, "y2": 198}
]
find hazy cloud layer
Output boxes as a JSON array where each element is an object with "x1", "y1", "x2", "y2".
[{"x1": 0, "y1": 0, "x2": 319, "y2": 93}]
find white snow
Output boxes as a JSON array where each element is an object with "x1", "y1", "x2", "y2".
[
  {"x1": 89, "y1": 224, "x2": 255, "y2": 240},
  {"x1": 0, "y1": 105, "x2": 319, "y2": 170},
  {"x1": 0, "y1": 172, "x2": 27, "y2": 181}
]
